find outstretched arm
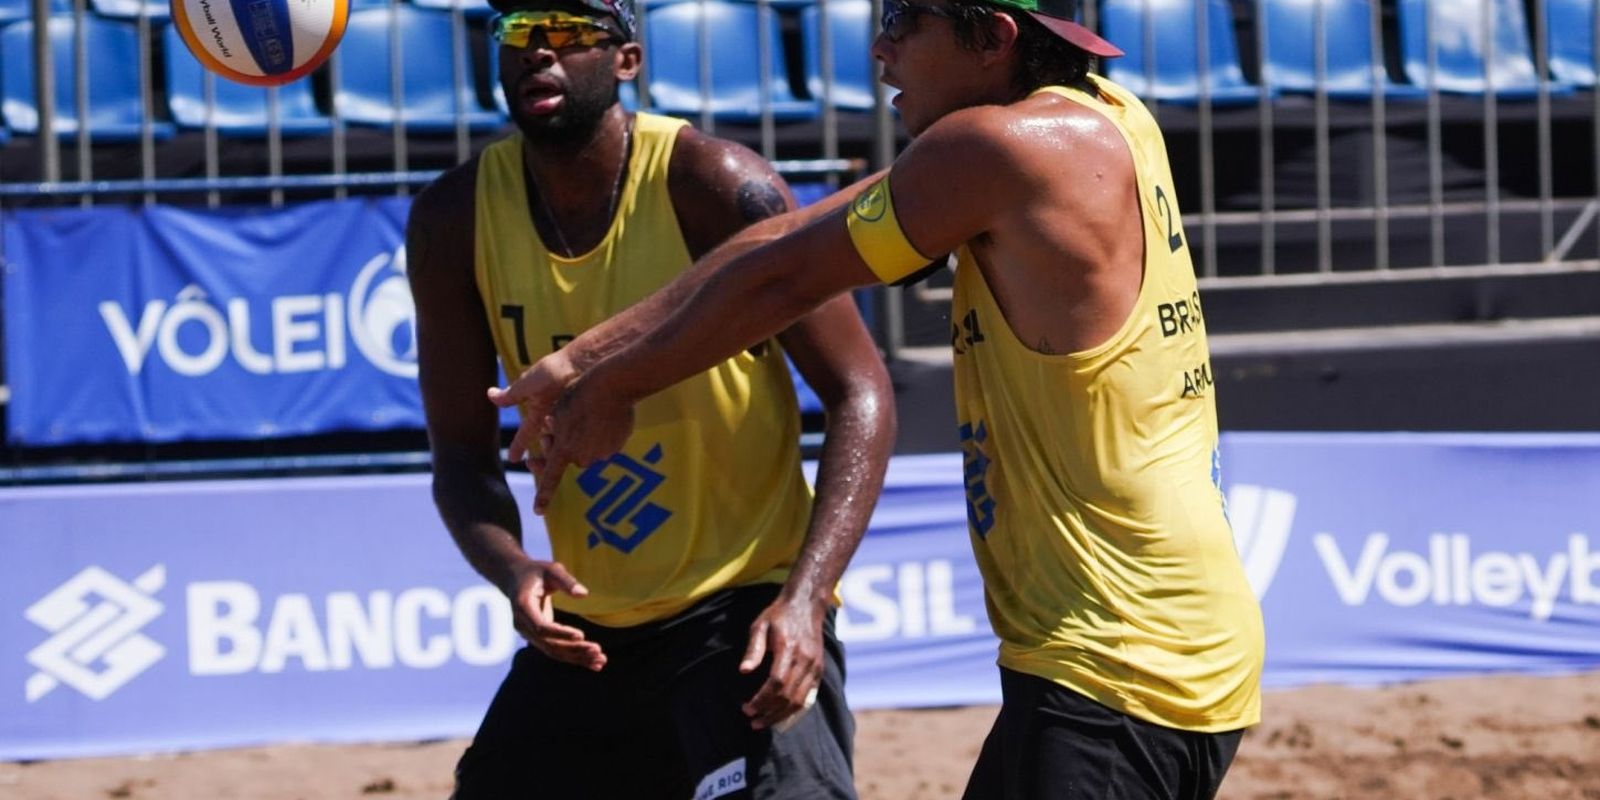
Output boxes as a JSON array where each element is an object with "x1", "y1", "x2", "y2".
[
  {"x1": 532, "y1": 107, "x2": 1027, "y2": 489},
  {"x1": 649, "y1": 134, "x2": 895, "y2": 730}
]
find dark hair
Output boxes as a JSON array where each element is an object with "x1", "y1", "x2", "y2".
[{"x1": 942, "y1": 0, "x2": 1096, "y2": 94}]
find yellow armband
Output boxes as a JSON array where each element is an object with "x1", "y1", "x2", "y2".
[{"x1": 846, "y1": 177, "x2": 931, "y2": 284}]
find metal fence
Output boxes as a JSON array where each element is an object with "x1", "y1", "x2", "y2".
[
  {"x1": 3, "y1": 1, "x2": 1597, "y2": 262},
  {"x1": 2, "y1": 0, "x2": 1598, "y2": 349},
  {"x1": 0, "y1": 0, "x2": 877, "y2": 202},
  {"x1": 2, "y1": 0, "x2": 1598, "y2": 476}
]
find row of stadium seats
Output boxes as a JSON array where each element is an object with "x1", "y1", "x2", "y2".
[
  {"x1": 0, "y1": 0, "x2": 839, "y2": 22},
  {"x1": 0, "y1": 0, "x2": 1596, "y2": 142},
  {"x1": 1116, "y1": 0, "x2": 1596, "y2": 102},
  {"x1": 0, "y1": 3, "x2": 872, "y2": 139}
]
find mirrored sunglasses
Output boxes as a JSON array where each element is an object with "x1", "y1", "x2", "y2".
[{"x1": 491, "y1": 10, "x2": 619, "y2": 50}]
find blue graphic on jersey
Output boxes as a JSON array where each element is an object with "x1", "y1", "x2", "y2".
[
  {"x1": 576, "y1": 444, "x2": 672, "y2": 554},
  {"x1": 1212, "y1": 444, "x2": 1230, "y2": 524},
  {"x1": 959, "y1": 421, "x2": 997, "y2": 538}
]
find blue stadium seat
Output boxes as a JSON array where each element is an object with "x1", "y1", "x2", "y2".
[
  {"x1": 0, "y1": 0, "x2": 68, "y2": 23},
  {"x1": 801, "y1": 0, "x2": 877, "y2": 110},
  {"x1": 644, "y1": 0, "x2": 817, "y2": 121},
  {"x1": 88, "y1": 0, "x2": 167, "y2": 19},
  {"x1": 333, "y1": 5, "x2": 504, "y2": 132},
  {"x1": 411, "y1": 0, "x2": 494, "y2": 16},
  {"x1": 643, "y1": 0, "x2": 814, "y2": 7},
  {"x1": 1547, "y1": 0, "x2": 1596, "y2": 86},
  {"x1": 0, "y1": 15, "x2": 175, "y2": 140},
  {"x1": 1101, "y1": 0, "x2": 1263, "y2": 104},
  {"x1": 1397, "y1": 0, "x2": 1569, "y2": 97},
  {"x1": 1262, "y1": 0, "x2": 1423, "y2": 98},
  {"x1": 162, "y1": 26, "x2": 331, "y2": 136}
]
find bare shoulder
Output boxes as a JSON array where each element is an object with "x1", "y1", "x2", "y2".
[
  {"x1": 1024, "y1": 91, "x2": 1136, "y2": 173},
  {"x1": 667, "y1": 125, "x2": 795, "y2": 256},
  {"x1": 407, "y1": 155, "x2": 481, "y2": 285},
  {"x1": 669, "y1": 125, "x2": 780, "y2": 182},
  {"x1": 669, "y1": 125, "x2": 791, "y2": 217},
  {"x1": 410, "y1": 155, "x2": 481, "y2": 228},
  {"x1": 908, "y1": 97, "x2": 1133, "y2": 187}
]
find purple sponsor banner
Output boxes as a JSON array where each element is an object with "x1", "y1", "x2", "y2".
[
  {"x1": 1221, "y1": 433, "x2": 1600, "y2": 687},
  {"x1": 0, "y1": 474, "x2": 514, "y2": 759},
  {"x1": 0, "y1": 455, "x2": 992, "y2": 760},
  {"x1": 5, "y1": 436, "x2": 1600, "y2": 760}
]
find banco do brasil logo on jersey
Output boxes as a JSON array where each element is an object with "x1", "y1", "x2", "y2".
[
  {"x1": 577, "y1": 444, "x2": 673, "y2": 554},
  {"x1": 959, "y1": 421, "x2": 997, "y2": 538}
]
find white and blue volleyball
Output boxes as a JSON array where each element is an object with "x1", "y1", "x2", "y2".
[{"x1": 172, "y1": 0, "x2": 348, "y2": 86}]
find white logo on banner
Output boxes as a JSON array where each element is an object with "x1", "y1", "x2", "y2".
[
  {"x1": 185, "y1": 583, "x2": 515, "y2": 674},
  {"x1": 347, "y1": 247, "x2": 417, "y2": 379},
  {"x1": 25, "y1": 566, "x2": 167, "y2": 702},
  {"x1": 836, "y1": 559, "x2": 978, "y2": 642},
  {"x1": 1227, "y1": 485, "x2": 1297, "y2": 600},
  {"x1": 97, "y1": 246, "x2": 416, "y2": 379},
  {"x1": 1314, "y1": 532, "x2": 1600, "y2": 621}
]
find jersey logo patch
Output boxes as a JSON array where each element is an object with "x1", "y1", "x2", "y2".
[
  {"x1": 959, "y1": 420, "x2": 997, "y2": 538},
  {"x1": 692, "y1": 757, "x2": 747, "y2": 800},
  {"x1": 576, "y1": 444, "x2": 672, "y2": 554}
]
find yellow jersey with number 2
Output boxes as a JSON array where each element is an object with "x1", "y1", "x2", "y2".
[
  {"x1": 950, "y1": 76, "x2": 1263, "y2": 732},
  {"x1": 473, "y1": 112, "x2": 813, "y2": 627}
]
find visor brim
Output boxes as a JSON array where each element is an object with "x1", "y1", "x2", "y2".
[{"x1": 1027, "y1": 13, "x2": 1124, "y2": 58}]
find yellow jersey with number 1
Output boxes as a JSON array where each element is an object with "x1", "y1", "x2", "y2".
[
  {"x1": 472, "y1": 112, "x2": 813, "y2": 627},
  {"x1": 950, "y1": 76, "x2": 1264, "y2": 732}
]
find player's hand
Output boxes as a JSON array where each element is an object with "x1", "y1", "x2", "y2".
[
  {"x1": 486, "y1": 350, "x2": 579, "y2": 469},
  {"x1": 505, "y1": 559, "x2": 606, "y2": 671},
  {"x1": 532, "y1": 377, "x2": 636, "y2": 515},
  {"x1": 739, "y1": 595, "x2": 826, "y2": 731}
]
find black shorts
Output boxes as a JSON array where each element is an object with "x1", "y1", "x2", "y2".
[
  {"x1": 452, "y1": 583, "x2": 856, "y2": 800},
  {"x1": 961, "y1": 667, "x2": 1245, "y2": 800}
]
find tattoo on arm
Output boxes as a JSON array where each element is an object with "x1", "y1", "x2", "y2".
[
  {"x1": 736, "y1": 179, "x2": 789, "y2": 223},
  {"x1": 1037, "y1": 337, "x2": 1057, "y2": 355}
]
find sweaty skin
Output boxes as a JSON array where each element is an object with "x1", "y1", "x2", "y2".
[{"x1": 411, "y1": 5, "x2": 894, "y2": 730}]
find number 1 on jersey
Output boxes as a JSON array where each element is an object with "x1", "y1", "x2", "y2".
[{"x1": 1154, "y1": 186, "x2": 1184, "y2": 254}]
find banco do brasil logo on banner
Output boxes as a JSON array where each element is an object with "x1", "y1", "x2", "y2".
[{"x1": 25, "y1": 566, "x2": 167, "y2": 702}]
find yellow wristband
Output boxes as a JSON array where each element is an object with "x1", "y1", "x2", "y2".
[{"x1": 845, "y1": 177, "x2": 930, "y2": 284}]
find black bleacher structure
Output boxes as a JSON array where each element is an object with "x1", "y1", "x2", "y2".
[{"x1": 2, "y1": 0, "x2": 1599, "y2": 471}]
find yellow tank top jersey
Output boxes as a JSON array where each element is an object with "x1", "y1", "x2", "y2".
[
  {"x1": 473, "y1": 113, "x2": 813, "y2": 627},
  {"x1": 950, "y1": 77, "x2": 1263, "y2": 732}
]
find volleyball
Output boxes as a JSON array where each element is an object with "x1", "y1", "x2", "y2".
[{"x1": 171, "y1": 0, "x2": 348, "y2": 87}]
